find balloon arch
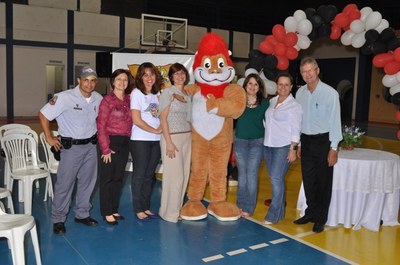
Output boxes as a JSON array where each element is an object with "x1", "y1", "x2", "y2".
[{"x1": 240, "y1": 3, "x2": 400, "y2": 139}]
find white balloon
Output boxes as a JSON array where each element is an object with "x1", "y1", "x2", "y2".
[
  {"x1": 360, "y1": 6, "x2": 373, "y2": 22},
  {"x1": 263, "y1": 78, "x2": 277, "y2": 95},
  {"x1": 297, "y1": 19, "x2": 313, "y2": 36},
  {"x1": 397, "y1": 72, "x2": 400, "y2": 83},
  {"x1": 375, "y1": 19, "x2": 389, "y2": 33},
  {"x1": 350, "y1": 19, "x2": 365, "y2": 34},
  {"x1": 244, "y1": 68, "x2": 258, "y2": 77},
  {"x1": 294, "y1": 44, "x2": 300, "y2": 51},
  {"x1": 296, "y1": 34, "x2": 311, "y2": 50},
  {"x1": 237, "y1": 77, "x2": 245, "y2": 87},
  {"x1": 293, "y1": 10, "x2": 306, "y2": 22},
  {"x1": 341, "y1": 30, "x2": 355, "y2": 46},
  {"x1": 284, "y1": 16, "x2": 297, "y2": 32},
  {"x1": 382, "y1": 74, "x2": 399, "y2": 87},
  {"x1": 365, "y1": 11, "x2": 382, "y2": 30},
  {"x1": 389, "y1": 83, "x2": 400, "y2": 96},
  {"x1": 352, "y1": 32, "x2": 366, "y2": 48}
]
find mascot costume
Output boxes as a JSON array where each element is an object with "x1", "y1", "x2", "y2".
[{"x1": 180, "y1": 33, "x2": 246, "y2": 221}]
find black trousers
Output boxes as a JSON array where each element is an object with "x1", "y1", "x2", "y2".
[
  {"x1": 99, "y1": 135, "x2": 130, "y2": 216},
  {"x1": 300, "y1": 133, "x2": 333, "y2": 224}
]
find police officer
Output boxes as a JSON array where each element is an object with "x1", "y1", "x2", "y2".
[{"x1": 39, "y1": 65, "x2": 103, "y2": 235}]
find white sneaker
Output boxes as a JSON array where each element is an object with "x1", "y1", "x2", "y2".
[{"x1": 263, "y1": 220, "x2": 273, "y2": 225}]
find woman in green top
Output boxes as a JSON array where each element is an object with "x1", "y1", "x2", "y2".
[{"x1": 234, "y1": 73, "x2": 269, "y2": 218}]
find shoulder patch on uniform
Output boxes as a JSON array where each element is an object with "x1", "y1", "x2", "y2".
[{"x1": 49, "y1": 95, "x2": 58, "y2": 105}]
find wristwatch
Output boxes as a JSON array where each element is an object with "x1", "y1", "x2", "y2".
[
  {"x1": 290, "y1": 144, "x2": 298, "y2": 151},
  {"x1": 331, "y1": 147, "x2": 338, "y2": 152}
]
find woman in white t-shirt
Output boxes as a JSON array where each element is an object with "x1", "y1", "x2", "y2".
[{"x1": 130, "y1": 62, "x2": 163, "y2": 221}]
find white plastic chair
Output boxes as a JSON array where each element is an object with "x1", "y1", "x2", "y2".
[
  {"x1": 0, "y1": 124, "x2": 31, "y2": 190},
  {"x1": 0, "y1": 187, "x2": 15, "y2": 214},
  {"x1": 0, "y1": 207, "x2": 42, "y2": 265},
  {"x1": 3, "y1": 128, "x2": 52, "y2": 201},
  {"x1": 39, "y1": 131, "x2": 59, "y2": 175},
  {"x1": 1, "y1": 133, "x2": 53, "y2": 215}
]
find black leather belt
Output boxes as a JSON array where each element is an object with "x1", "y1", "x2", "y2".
[{"x1": 60, "y1": 134, "x2": 97, "y2": 149}]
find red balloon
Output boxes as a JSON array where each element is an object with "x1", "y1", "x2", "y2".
[
  {"x1": 372, "y1": 53, "x2": 394, "y2": 68},
  {"x1": 343, "y1": 4, "x2": 358, "y2": 15},
  {"x1": 334, "y1": 13, "x2": 349, "y2": 28},
  {"x1": 394, "y1": 47, "x2": 400, "y2": 63},
  {"x1": 286, "y1": 46, "x2": 298, "y2": 60},
  {"x1": 396, "y1": 110, "x2": 400, "y2": 121},
  {"x1": 284, "y1": 32, "x2": 298, "y2": 47},
  {"x1": 330, "y1": 23, "x2": 342, "y2": 40},
  {"x1": 272, "y1": 24, "x2": 286, "y2": 43},
  {"x1": 274, "y1": 43, "x2": 287, "y2": 56},
  {"x1": 397, "y1": 130, "x2": 400, "y2": 140},
  {"x1": 384, "y1": 61, "x2": 400, "y2": 75},
  {"x1": 266, "y1": 35, "x2": 278, "y2": 46},
  {"x1": 259, "y1": 40, "x2": 274, "y2": 54},
  {"x1": 276, "y1": 55, "x2": 289, "y2": 70},
  {"x1": 348, "y1": 9, "x2": 361, "y2": 22}
]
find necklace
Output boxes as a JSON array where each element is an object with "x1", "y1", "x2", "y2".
[{"x1": 247, "y1": 95, "x2": 257, "y2": 108}]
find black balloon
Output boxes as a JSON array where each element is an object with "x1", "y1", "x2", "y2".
[
  {"x1": 304, "y1": 8, "x2": 316, "y2": 19},
  {"x1": 248, "y1": 49, "x2": 264, "y2": 60},
  {"x1": 264, "y1": 55, "x2": 278, "y2": 69},
  {"x1": 310, "y1": 14, "x2": 323, "y2": 27},
  {"x1": 318, "y1": 4, "x2": 337, "y2": 23},
  {"x1": 361, "y1": 43, "x2": 373, "y2": 55},
  {"x1": 382, "y1": 86, "x2": 392, "y2": 103},
  {"x1": 317, "y1": 23, "x2": 331, "y2": 38},
  {"x1": 388, "y1": 37, "x2": 400, "y2": 51},
  {"x1": 391, "y1": 92, "x2": 400, "y2": 106},
  {"x1": 365, "y1": 29, "x2": 379, "y2": 43},
  {"x1": 308, "y1": 28, "x2": 319, "y2": 41},
  {"x1": 370, "y1": 42, "x2": 387, "y2": 54},
  {"x1": 379, "y1": 28, "x2": 396, "y2": 43},
  {"x1": 262, "y1": 67, "x2": 278, "y2": 81}
]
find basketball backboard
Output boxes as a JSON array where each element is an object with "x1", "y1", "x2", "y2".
[{"x1": 141, "y1": 13, "x2": 188, "y2": 49}]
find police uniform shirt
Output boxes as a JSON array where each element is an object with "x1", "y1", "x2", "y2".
[{"x1": 40, "y1": 85, "x2": 103, "y2": 139}]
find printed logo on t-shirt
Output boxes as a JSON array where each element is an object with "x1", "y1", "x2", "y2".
[{"x1": 145, "y1": 103, "x2": 158, "y2": 117}]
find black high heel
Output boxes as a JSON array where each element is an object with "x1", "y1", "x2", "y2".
[
  {"x1": 113, "y1": 214, "x2": 125, "y2": 220},
  {"x1": 103, "y1": 216, "x2": 118, "y2": 225}
]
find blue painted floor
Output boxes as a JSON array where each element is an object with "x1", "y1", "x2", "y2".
[{"x1": 1, "y1": 173, "x2": 351, "y2": 265}]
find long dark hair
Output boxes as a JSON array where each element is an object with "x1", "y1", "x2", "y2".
[
  {"x1": 110, "y1": 68, "x2": 133, "y2": 94},
  {"x1": 243, "y1": 73, "x2": 265, "y2": 105},
  {"x1": 168, "y1": 63, "x2": 190, "y2": 86},
  {"x1": 135, "y1": 62, "x2": 163, "y2": 95}
]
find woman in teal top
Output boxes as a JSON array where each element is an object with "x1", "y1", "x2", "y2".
[{"x1": 234, "y1": 73, "x2": 269, "y2": 217}]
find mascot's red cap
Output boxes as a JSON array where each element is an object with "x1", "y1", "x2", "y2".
[{"x1": 193, "y1": 33, "x2": 233, "y2": 70}]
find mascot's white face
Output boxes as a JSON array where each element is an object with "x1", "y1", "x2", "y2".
[{"x1": 193, "y1": 53, "x2": 235, "y2": 86}]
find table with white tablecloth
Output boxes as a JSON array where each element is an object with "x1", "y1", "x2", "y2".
[{"x1": 297, "y1": 148, "x2": 400, "y2": 231}]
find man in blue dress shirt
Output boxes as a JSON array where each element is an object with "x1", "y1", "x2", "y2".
[{"x1": 294, "y1": 57, "x2": 342, "y2": 233}]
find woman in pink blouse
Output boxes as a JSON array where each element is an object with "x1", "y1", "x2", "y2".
[{"x1": 97, "y1": 69, "x2": 133, "y2": 225}]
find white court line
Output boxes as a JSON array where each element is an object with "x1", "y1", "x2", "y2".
[
  {"x1": 246, "y1": 217, "x2": 358, "y2": 265},
  {"x1": 202, "y1": 254, "x2": 224, "y2": 263},
  {"x1": 270, "y1": 238, "x2": 289, "y2": 244},
  {"x1": 226, "y1": 248, "x2": 247, "y2": 256},
  {"x1": 249, "y1": 242, "x2": 269, "y2": 250}
]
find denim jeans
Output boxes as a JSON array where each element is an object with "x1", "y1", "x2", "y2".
[
  {"x1": 130, "y1": 140, "x2": 161, "y2": 213},
  {"x1": 234, "y1": 137, "x2": 264, "y2": 214},
  {"x1": 264, "y1": 145, "x2": 291, "y2": 223}
]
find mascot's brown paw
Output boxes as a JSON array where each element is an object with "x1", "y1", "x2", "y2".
[
  {"x1": 180, "y1": 201, "x2": 208, "y2": 221},
  {"x1": 207, "y1": 201, "x2": 240, "y2": 221}
]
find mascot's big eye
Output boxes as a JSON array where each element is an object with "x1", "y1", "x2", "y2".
[
  {"x1": 218, "y1": 58, "x2": 225, "y2": 68},
  {"x1": 203, "y1": 58, "x2": 211, "y2": 69}
]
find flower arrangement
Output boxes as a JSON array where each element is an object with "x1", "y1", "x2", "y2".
[{"x1": 340, "y1": 125, "x2": 365, "y2": 150}]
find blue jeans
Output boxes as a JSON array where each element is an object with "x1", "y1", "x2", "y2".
[
  {"x1": 264, "y1": 145, "x2": 290, "y2": 223},
  {"x1": 234, "y1": 137, "x2": 264, "y2": 214}
]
